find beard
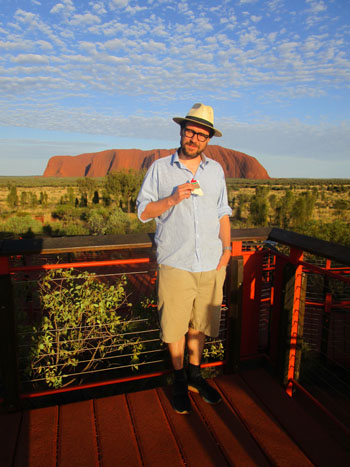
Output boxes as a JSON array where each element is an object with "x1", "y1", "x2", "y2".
[{"x1": 180, "y1": 141, "x2": 204, "y2": 158}]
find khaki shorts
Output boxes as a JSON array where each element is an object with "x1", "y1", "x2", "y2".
[{"x1": 157, "y1": 264, "x2": 227, "y2": 343}]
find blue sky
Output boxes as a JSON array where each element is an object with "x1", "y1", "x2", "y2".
[{"x1": 0, "y1": 0, "x2": 349, "y2": 178}]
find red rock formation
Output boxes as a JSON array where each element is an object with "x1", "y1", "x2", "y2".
[{"x1": 43, "y1": 145, "x2": 269, "y2": 179}]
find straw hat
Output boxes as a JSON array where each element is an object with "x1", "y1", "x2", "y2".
[{"x1": 173, "y1": 103, "x2": 222, "y2": 137}]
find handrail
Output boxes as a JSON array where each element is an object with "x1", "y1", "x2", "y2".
[
  {"x1": 0, "y1": 232, "x2": 155, "y2": 256},
  {"x1": 1, "y1": 228, "x2": 349, "y2": 266},
  {"x1": 268, "y1": 227, "x2": 350, "y2": 266}
]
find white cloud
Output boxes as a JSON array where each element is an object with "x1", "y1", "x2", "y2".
[
  {"x1": 238, "y1": 0, "x2": 257, "y2": 4},
  {"x1": 11, "y1": 53, "x2": 49, "y2": 65},
  {"x1": 50, "y1": 3, "x2": 65, "y2": 14},
  {"x1": 306, "y1": 0, "x2": 327, "y2": 14},
  {"x1": 109, "y1": 0, "x2": 130, "y2": 9},
  {"x1": 90, "y1": 2, "x2": 107, "y2": 15},
  {"x1": 69, "y1": 14, "x2": 101, "y2": 26},
  {"x1": 0, "y1": 0, "x2": 349, "y2": 177}
]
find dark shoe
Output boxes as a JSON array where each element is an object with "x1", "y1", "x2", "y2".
[
  {"x1": 172, "y1": 379, "x2": 191, "y2": 414},
  {"x1": 188, "y1": 376, "x2": 222, "y2": 404}
]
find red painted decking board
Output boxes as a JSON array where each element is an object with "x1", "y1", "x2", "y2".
[
  {"x1": 94, "y1": 395, "x2": 142, "y2": 467},
  {"x1": 216, "y1": 375, "x2": 313, "y2": 467},
  {"x1": 241, "y1": 368, "x2": 350, "y2": 467},
  {"x1": 127, "y1": 389, "x2": 184, "y2": 466},
  {"x1": 1, "y1": 369, "x2": 349, "y2": 467},
  {"x1": 156, "y1": 387, "x2": 228, "y2": 466},
  {"x1": 57, "y1": 400, "x2": 99, "y2": 467},
  {"x1": 187, "y1": 382, "x2": 270, "y2": 466},
  {"x1": 14, "y1": 406, "x2": 58, "y2": 467}
]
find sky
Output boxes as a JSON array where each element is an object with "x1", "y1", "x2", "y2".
[{"x1": 0, "y1": 0, "x2": 349, "y2": 178}]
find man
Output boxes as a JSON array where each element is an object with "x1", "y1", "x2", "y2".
[{"x1": 136, "y1": 103, "x2": 232, "y2": 414}]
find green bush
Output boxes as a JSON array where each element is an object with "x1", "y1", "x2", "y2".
[
  {"x1": 16, "y1": 269, "x2": 142, "y2": 388},
  {"x1": 86, "y1": 211, "x2": 106, "y2": 235},
  {"x1": 64, "y1": 223, "x2": 90, "y2": 236},
  {"x1": 295, "y1": 220, "x2": 350, "y2": 246},
  {"x1": 1, "y1": 215, "x2": 43, "y2": 236},
  {"x1": 105, "y1": 208, "x2": 131, "y2": 234}
]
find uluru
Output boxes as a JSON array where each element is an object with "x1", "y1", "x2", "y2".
[{"x1": 43, "y1": 145, "x2": 270, "y2": 179}]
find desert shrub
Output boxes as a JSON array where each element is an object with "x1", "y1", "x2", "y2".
[
  {"x1": 333, "y1": 199, "x2": 349, "y2": 210},
  {"x1": 2, "y1": 215, "x2": 42, "y2": 236},
  {"x1": 15, "y1": 269, "x2": 142, "y2": 389},
  {"x1": 130, "y1": 217, "x2": 156, "y2": 233},
  {"x1": 249, "y1": 186, "x2": 269, "y2": 226},
  {"x1": 105, "y1": 209, "x2": 131, "y2": 234},
  {"x1": 7, "y1": 185, "x2": 19, "y2": 208},
  {"x1": 295, "y1": 220, "x2": 350, "y2": 246},
  {"x1": 63, "y1": 223, "x2": 90, "y2": 236},
  {"x1": 51, "y1": 205, "x2": 76, "y2": 221},
  {"x1": 87, "y1": 210, "x2": 107, "y2": 235}
]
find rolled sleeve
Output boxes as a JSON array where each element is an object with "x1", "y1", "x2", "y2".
[
  {"x1": 217, "y1": 170, "x2": 232, "y2": 219},
  {"x1": 136, "y1": 164, "x2": 158, "y2": 223}
]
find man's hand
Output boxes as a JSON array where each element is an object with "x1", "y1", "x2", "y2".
[
  {"x1": 140, "y1": 182, "x2": 194, "y2": 221},
  {"x1": 216, "y1": 249, "x2": 231, "y2": 271},
  {"x1": 171, "y1": 182, "x2": 195, "y2": 205}
]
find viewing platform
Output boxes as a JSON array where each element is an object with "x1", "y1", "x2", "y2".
[{"x1": 1, "y1": 228, "x2": 350, "y2": 466}]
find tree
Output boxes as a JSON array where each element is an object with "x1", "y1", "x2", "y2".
[
  {"x1": 249, "y1": 186, "x2": 269, "y2": 226},
  {"x1": 20, "y1": 191, "x2": 28, "y2": 207},
  {"x1": 275, "y1": 190, "x2": 294, "y2": 228},
  {"x1": 290, "y1": 191, "x2": 316, "y2": 227},
  {"x1": 30, "y1": 192, "x2": 38, "y2": 207},
  {"x1": 92, "y1": 190, "x2": 99, "y2": 204},
  {"x1": 105, "y1": 169, "x2": 145, "y2": 212},
  {"x1": 39, "y1": 191, "x2": 48, "y2": 206},
  {"x1": 7, "y1": 185, "x2": 19, "y2": 209},
  {"x1": 76, "y1": 178, "x2": 97, "y2": 206}
]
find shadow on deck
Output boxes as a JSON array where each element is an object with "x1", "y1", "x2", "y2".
[{"x1": 1, "y1": 367, "x2": 349, "y2": 467}]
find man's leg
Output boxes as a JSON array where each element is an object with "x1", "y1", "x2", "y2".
[
  {"x1": 186, "y1": 326, "x2": 222, "y2": 405},
  {"x1": 187, "y1": 328, "x2": 205, "y2": 365},
  {"x1": 168, "y1": 335, "x2": 191, "y2": 414},
  {"x1": 168, "y1": 335, "x2": 186, "y2": 369}
]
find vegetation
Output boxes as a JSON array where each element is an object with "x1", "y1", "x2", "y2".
[
  {"x1": 15, "y1": 269, "x2": 143, "y2": 389},
  {"x1": 227, "y1": 178, "x2": 350, "y2": 246},
  {"x1": 0, "y1": 173, "x2": 349, "y2": 246},
  {"x1": 0, "y1": 169, "x2": 154, "y2": 238}
]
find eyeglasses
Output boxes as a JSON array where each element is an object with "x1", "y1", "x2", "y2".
[{"x1": 183, "y1": 128, "x2": 210, "y2": 142}]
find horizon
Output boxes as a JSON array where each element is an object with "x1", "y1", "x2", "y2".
[{"x1": 0, "y1": 0, "x2": 349, "y2": 178}]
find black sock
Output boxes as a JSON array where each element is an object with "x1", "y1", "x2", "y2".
[
  {"x1": 174, "y1": 368, "x2": 187, "y2": 382},
  {"x1": 188, "y1": 363, "x2": 201, "y2": 380}
]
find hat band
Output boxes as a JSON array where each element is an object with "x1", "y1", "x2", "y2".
[{"x1": 185, "y1": 116, "x2": 214, "y2": 128}]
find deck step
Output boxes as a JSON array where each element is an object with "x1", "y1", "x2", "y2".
[
  {"x1": 241, "y1": 367, "x2": 350, "y2": 467},
  {"x1": 216, "y1": 374, "x2": 313, "y2": 466}
]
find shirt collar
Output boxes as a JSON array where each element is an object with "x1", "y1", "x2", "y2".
[{"x1": 172, "y1": 150, "x2": 208, "y2": 167}]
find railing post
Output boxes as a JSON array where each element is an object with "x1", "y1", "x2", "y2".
[
  {"x1": 277, "y1": 248, "x2": 307, "y2": 396},
  {"x1": 225, "y1": 254, "x2": 243, "y2": 374},
  {"x1": 0, "y1": 257, "x2": 20, "y2": 411},
  {"x1": 321, "y1": 259, "x2": 332, "y2": 364}
]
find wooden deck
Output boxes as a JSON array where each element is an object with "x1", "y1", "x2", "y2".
[{"x1": 1, "y1": 367, "x2": 349, "y2": 467}]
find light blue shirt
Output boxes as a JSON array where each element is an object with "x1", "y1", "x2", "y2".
[{"x1": 136, "y1": 151, "x2": 232, "y2": 272}]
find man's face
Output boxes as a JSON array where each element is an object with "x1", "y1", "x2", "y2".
[{"x1": 180, "y1": 122, "x2": 211, "y2": 158}]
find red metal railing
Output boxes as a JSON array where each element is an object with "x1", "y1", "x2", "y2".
[
  {"x1": 0, "y1": 235, "x2": 229, "y2": 407},
  {"x1": 1, "y1": 229, "x2": 350, "y2": 435}
]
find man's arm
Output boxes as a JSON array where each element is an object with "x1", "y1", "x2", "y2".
[
  {"x1": 216, "y1": 215, "x2": 231, "y2": 270},
  {"x1": 140, "y1": 182, "x2": 194, "y2": 221}
]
